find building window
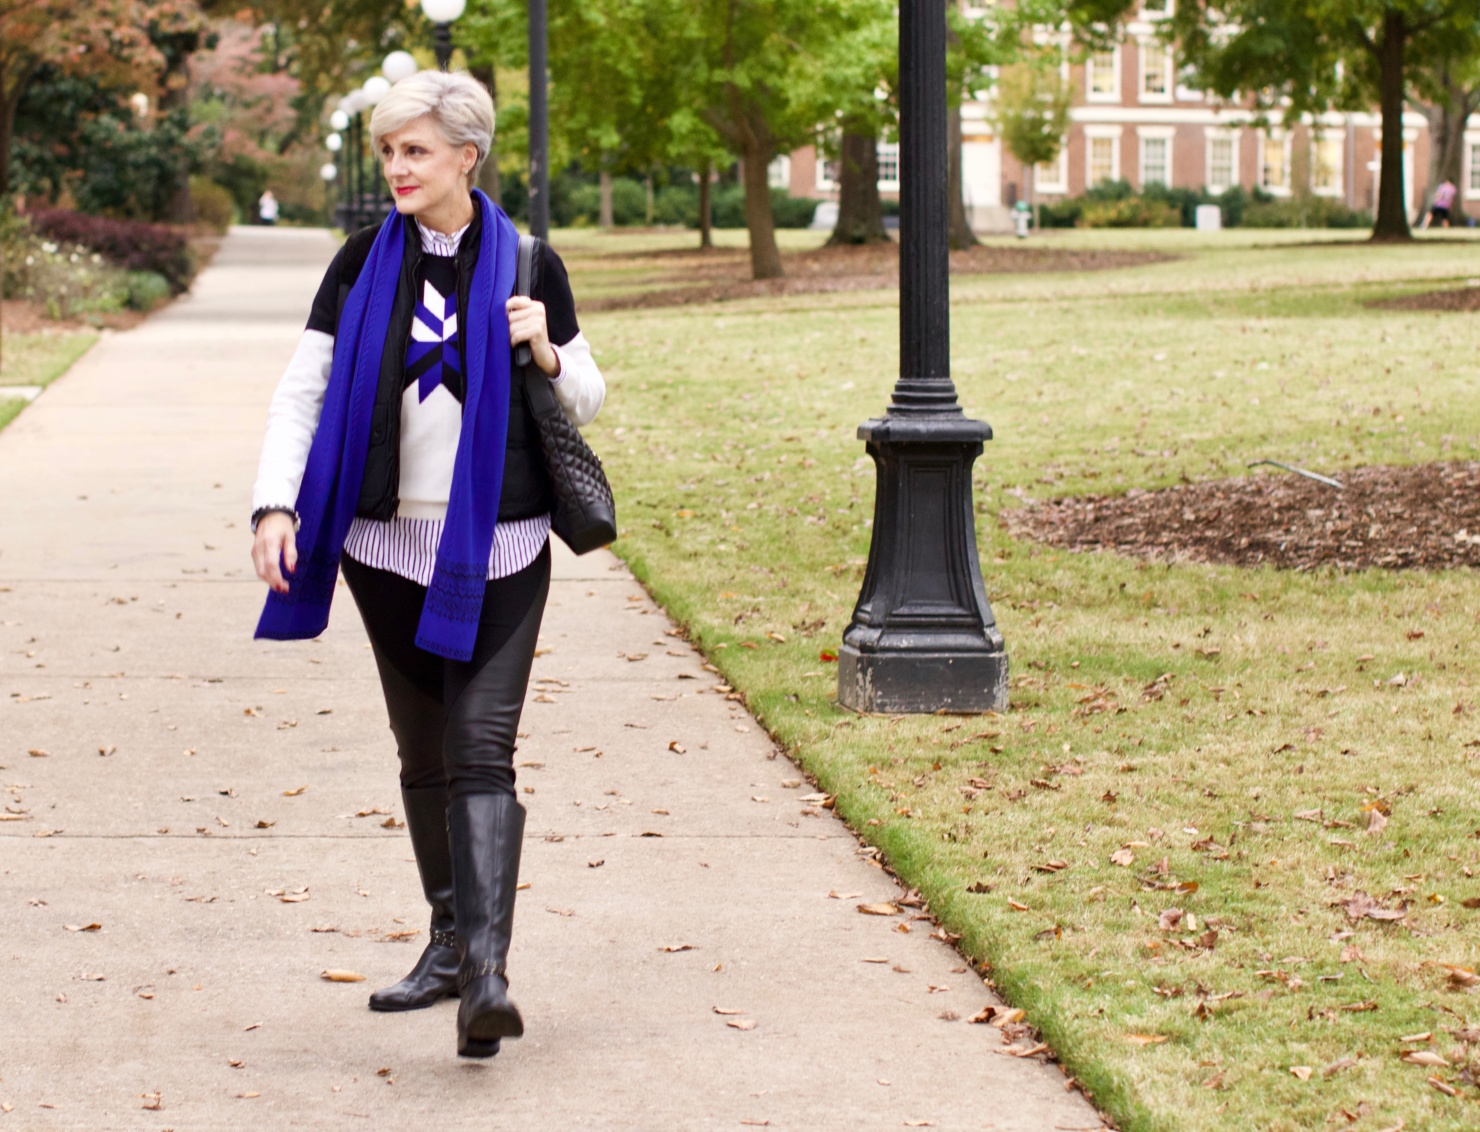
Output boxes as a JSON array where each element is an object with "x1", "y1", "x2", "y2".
[
  {"x1": 767, "y1": 155, "x2": 791, "y2": 190},
  {"x1": 1469, "y1": 140, "x2": 1480, "y2": 194},
  {"x1": 815, "y1": 156, "x2": 839, "y2": 193},
  {"x1": 1207, "y1": 135, "x2": 1235, "y2": 191},
  {"x1": 876, "y1": 142, "x2": 900, "y2": 189},
  {"x1": 1035, "y1": 149, "x2": 1068, "y2": 194},
  {"x1": 1260, "y1": 133, "x2": 1289, "y2": 192},
  {"x1": 1141, "y1": 136, "x2": 1170, "y2": 186},
  {"x1": 1087, "y1": 50, "x2": 1119, "y2": 100},
  {"x1": 1088, "y1": 136, "x2": 1119, "y2": 185},
  {"x1": 1312, "y1": 134, "x2": 1342, "y2": 194},
  {"x1": 1141, "y1": 46, "x2": 1171, "y2": 101}
]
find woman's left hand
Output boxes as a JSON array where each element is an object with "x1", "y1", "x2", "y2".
[{"x1": 506, "y1": 296, "x2": 560, "y2": 377}]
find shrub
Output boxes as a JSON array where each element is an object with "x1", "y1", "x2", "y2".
[
  {"x1": 24, "y1": 208, "x2": 193, "y2": 294},
  {"x1": 2, "y1": 223, "x2": 150, "y2": 319},
  {"x1": 1241, "y1": 195, "x2": 1372, "y2": 229},
  {"x1": 707, "y1": 184, "x2": 816, "y2": 229},
  {"x1": 124, "y1": 271, "x2": 172, "y2": 311},
  {"x1": 653, "y1": 184, "x2": 699, "y2": 227},
  {"x1": 189, "y1": 177, "x2": 236, "y2": 233},
  {"x1": 1080, "y1": 196, "x2": 1181, "y2": 228}
]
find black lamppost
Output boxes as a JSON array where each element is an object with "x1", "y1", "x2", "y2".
[
  {"x1": 421, "y1": 0, "x2": 466, "y2": 71},
  {"x1": 527, "y1": 0, "x2": 550, "y2": 239},
  {"x1": 837, "y1": 0, "x2": 1008, "y2": 714}
]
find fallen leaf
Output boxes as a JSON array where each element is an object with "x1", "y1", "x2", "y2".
[
  {"x1": 27, "y1": 748, "x2": 48, "y2": 758},
  {"x1": 1401, "y1": 1050, "x2": 1449, "y2": 1068},
  {"x1": 727, "y1": 1018, "x2": 757, "y2": 1031},
  {"x1": 1158, "y1": 908, "x2": 1184, "y2": 932},
  {"x1": 1110, "y1": 847, "x2": 1135, "y2": 867},
  {"x1": 712, "y1": 1007, "x2": 745, "y2": 1015},
  {"x1": 1367, "y1": 809, "x2": 1389, "y2": 835},
  {"x1": 587, "y1": 859, "x2": 605, "y2": 869},
  {"x1": 1007, "y1": 899, "x2": 1029, "y2": 912},
  {"x1": 235, "y1": 1092, "x2": 260, "y2": 1099},
  {"x1": 1290, "y1": 1066, "x2": 1312, "y2": 1081},
  {"x1": 140, "y1": 1092, "x2": 162, "y2": 1110},
  {"x1": 661, "y1": 944, "x2": 695, "y2": 953},
  {"x1": 1399, "y1": 1032, "x2": 1432, "y2": 1043},
  {"x1": 63, "y1": 923, "x2": 102, "y2": 932},
  {"x1": 1322, "y1": 1057, "x2": 1356, "y2": 1077},
  {"x1": 319, "y1": 969, "x2": 365, "y2": 983},
  {"x1": 1124, "y1": 1034, "x2": 1168, "y2": 1046},
  {"x1": 282, "y1": 786, "x2": 308, "y2": 797},
  {"x1": 1429, "y1": 1077, "x2": 1459, "y2": 1097},
  {"x1": 857, "y1": 903, "x2": 900, "y2": 916},
  {"x1": 668, "y1": 741, "x2": 687, "y2": 753}
]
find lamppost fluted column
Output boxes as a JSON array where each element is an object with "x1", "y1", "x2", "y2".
[
  {"x1": 836, "y1": 0, "x2": 1008, "y2": 714},
  {"x1": 528, "y1": 0, "x2": 550, "y2": 239}
]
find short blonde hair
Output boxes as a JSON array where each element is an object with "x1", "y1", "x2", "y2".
[{"x1": 370, "y1": 70, "x2": 495, "y2": 185}]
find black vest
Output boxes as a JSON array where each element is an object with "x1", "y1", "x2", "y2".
[{"x1": 331, "y1": 214, "x2": 554, "y2": 523}]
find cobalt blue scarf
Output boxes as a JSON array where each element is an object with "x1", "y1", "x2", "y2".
[{"x1": 255, "y1": 189, "x2": 518, "y2": 661}]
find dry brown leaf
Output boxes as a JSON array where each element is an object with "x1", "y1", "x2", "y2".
[
  {"x1": 1366, "y1": 809, "x2": 1389, "y2": 835},
  {"x1": 1322, "y1": 1057, "x2": 1356, "y2": 1077},
  {"x1": 1400, "y1": 1032, "x2": 1432, "y2": 1043},
  {"x1": 235, "y1": 1092, "x2": 260, "y2": 1100},
  {"x1": 1007, "y1": 899, "x2": 1029, "y2": 912},
  {"x1": 27, "y1": 748, "x2": 48, "y2": 758},
  {"x1": 282, "y1": 786, "x2": 308, "y2": 797},
  {"x1": 712, "y1": 1007, "x2": 745, "y2": 1015},
  {"x1": 63, "y1": 923, "x2": 101, "y2": 933},
  {"x1": 1429, "y1": 1077, "x2": 1459, "y2": 1097},
  {"x1": 857, "y1": 902, "x2": 900, "y2": 916},
  {"x1": 1110, "y1": 847, "x2": 1135, "y2": 867},
  {"x1": 1400, "y1": 1050, "x2": 1449, "y2": 1068},
  {"x1": 319, "y1": 969, "x2": 365, "y2": 983},
  {"x1": 1289, "y1": 1066, "x2": 1312, "y2": 1081},
  {"x1": 1158, "y1": 908, "x2": 1184, "y2": 932},
  {"x1": 727, "y1": 1018, "x2": 757, "y2": 1031},
  {"x1": 661, "y1": 944, "x2": 695, "y2": 953},
  {"x1": 1124, "y1": 1034, "x2": 1168, "y2": 1046}
]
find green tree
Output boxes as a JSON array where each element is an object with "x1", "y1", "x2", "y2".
[
  {"x1": 1095, "y1": 0, "x2": 1480, "y2": 239},
  {"x1": 991, "y1": 61, "x2": 1072, "y2": 212}
]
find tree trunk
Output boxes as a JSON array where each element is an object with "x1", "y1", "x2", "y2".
[
  {"x1": 740, "y1": 139, "x2": 782, "y2": 279},
  {"x1": 1372, "y1": 11, "x2": 1411, "y2": 240},
  {"x1": 471, "y1": 63, "x2": 501, "y2": 205},
  {"x1": 598, "y1": 169, "x2": 614, "y2": 228},
  {"x1": 644, "y1": 174, "x2": 653, "y2": 226},
  {"x1": 947, "y1": 99, "x2": 978, "y2": 250},
  {"x1": 827, "y1": 129, "x2": 887, "y2": 246},
  {"x1": 698, "y1": 158, "x2": 713, "y2": 249}
]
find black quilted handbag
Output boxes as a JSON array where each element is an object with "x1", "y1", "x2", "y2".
[{"x1": 514, "y1": 235, "x2": 617, "y2": 555}]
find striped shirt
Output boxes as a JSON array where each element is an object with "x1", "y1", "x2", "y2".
[{"x1": 343, "y1": 512, "x2": 551, "y2": 585}]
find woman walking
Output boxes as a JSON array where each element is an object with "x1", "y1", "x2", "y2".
[{"x1": 249, "y1": 70, "x2": 603, "y2": 1058}]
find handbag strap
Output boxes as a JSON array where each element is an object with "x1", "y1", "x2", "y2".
[{"x1": 514, "y1": 234, "x2": 563, "y2": 421}]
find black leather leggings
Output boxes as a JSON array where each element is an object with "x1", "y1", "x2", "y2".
[{"x1": 341, "y1": 542, "x2": 550, "y2": 800}]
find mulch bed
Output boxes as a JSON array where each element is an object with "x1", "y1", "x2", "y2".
[
  {"x1": 1, "y1": 298, "x2": 145, "y2": 334},
  {"x1": 1367, "y1": 286, "x2": 1480, "y2": 312},
  {"x1": 1002, "y1": 462, "x2": 1480, "y2": 572},
  {"x1": 582, "y1": 242, "x2": 1171, "y2": 311}
]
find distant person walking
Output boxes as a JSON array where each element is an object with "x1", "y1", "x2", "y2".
[
  {"x1": 258, "y1": 189, "x2": 279, "y2": 226},
  {"x1": 249, "y1": 69, "x2": 603, "y2": 1059},
  {"x1": 1424, "y1": 179, "x2": 1457, "y2": 229}
]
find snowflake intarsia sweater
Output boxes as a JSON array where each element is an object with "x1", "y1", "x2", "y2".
[{"x1": 253, "y1": 222, "x2": 605, "y2": 585}]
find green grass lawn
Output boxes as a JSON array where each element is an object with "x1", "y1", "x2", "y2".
[
  {"x1": 562, "y1": 227, "x2": 1480, "y2": 1132},
  {"x1": 0, "y1": 330, "x2": 99, "y2": 433},
  {"x1": 0, "y1": 330, "x2": 99, "y2": 388}
]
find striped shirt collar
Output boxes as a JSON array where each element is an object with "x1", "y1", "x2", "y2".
[{"x1": 417, "y1": 220, "x2": 470, "y2": 257}]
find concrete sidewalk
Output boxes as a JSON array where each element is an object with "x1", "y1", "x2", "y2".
[{"x1": 0, "y1": 226, "x2": 1104, "y2": 1131}]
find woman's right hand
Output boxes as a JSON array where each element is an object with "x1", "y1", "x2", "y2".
[{"x1": 252, "y1": 512, "x2": 298, "y2": 594}]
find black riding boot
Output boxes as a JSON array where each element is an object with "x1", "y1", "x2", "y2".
[
  {"x1": 368, "y1": 786, "x2": 461, "y2": 1012},
  {"x1": 450, "y1": 792, "x2": 526, "y2": 1058}
]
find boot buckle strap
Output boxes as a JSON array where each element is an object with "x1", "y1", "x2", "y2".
[{"x1": 458, "y1": 958, "x2": 506, "y2": 989}]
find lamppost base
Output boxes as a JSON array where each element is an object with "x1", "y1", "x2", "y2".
[
  {"x1": 836, "y1": 409, "x2": 1008, "y2": 715},
  {"x1": 838, "y1": 641, "x2": 1007, "y2": 714}
]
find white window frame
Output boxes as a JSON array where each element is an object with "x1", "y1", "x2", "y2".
[
  {"x1": 875, "y1": 142, "x2": 901, "y2": 192},
  {"x1": 1467, "y1": 133, "x2": 1480, "y2": 198},
  {"x1": 1203, "y1": 127, "x2": 1238, "y2": 193},
  {"x1": 1259, "y1": 129, "x2": 1292, "y2": 196},
  {"x1": 1310, "y1": 131, "x2": 1343, "y2": 197},
  {"x1": 1085, "y1": 125, "x2": 1123, "y2": 185},
  {"x1": 1034, "y1": 147, "x2": 1069, "y2": 194},
  {"x1": 767, "y1": 154, "x2": 792, "y2": 190},
  {"x1": 1138, "y1": 41, "x2": 1173, "y2": 105},
  {"x1": 1138, "y1": 126, "x2": 1175, "y2": 187},
  {"x1": 1086, "y1": 48, "x2": 1121, "y2": 104}
]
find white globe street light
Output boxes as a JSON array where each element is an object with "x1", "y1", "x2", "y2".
[
  {"x1": 383, "y1": 50, "x2": 418, "y2": 84},
  {"x1": 325, "y1": 133, "x2": 343, "y2": 152},
  {"x1": 320, "y1": 163, "x2": 338, "y2": 182},
  {"x1": 330, "y1": 109, "x2": 350, "y2": 131},
  {"x1": 421, "y1": 0, "x2": 466, "y2": 70},
  {"x1": 362, "y1": 75, "x2": 391, "y2": 105},
  {"x1": 420, "y1": 0, "x2": 466, "y2": 21}
]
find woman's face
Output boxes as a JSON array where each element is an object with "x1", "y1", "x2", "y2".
[{"x1": 378, "y1": 116, "x2": 476, "y2": 221}]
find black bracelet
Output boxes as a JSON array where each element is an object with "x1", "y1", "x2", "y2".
[{"x1": 251, "y1": 506, "x2": 300, "y2": 534}]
